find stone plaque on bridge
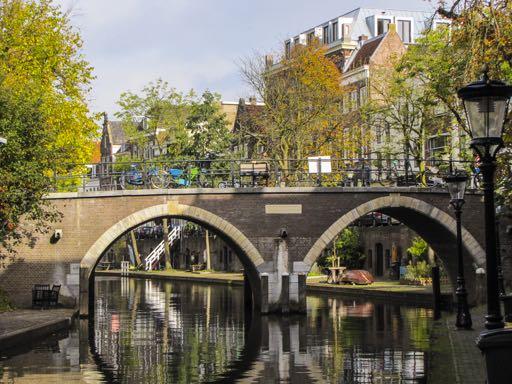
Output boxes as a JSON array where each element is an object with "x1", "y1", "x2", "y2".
[{"x1": 265, "y1": 204, "x2": 302, "y2": 214}]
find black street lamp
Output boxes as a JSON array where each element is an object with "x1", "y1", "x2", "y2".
[
  {"x1": 457, "y1": 69, "x2": 512, "y2": 330},
  {"x1": 444, "y1": 171, "x2": 472, "y2": 329}
]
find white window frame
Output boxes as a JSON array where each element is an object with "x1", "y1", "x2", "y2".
[
  {"x1": 323, "y1": 25, "x2": 329, "y2": 44},
  {"x1": 395, "y1": 16, "x2": 414, "y2": 43},
  {"x1": 375, "y1": 16, "x2": 392, "y2": 36}
]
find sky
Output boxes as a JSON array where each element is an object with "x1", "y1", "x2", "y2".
[{"x1": 56, "y1": 0, "x2": 434, "y2": 116}]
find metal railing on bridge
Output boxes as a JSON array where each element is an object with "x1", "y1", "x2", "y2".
[{"x1": 51, "y1": 157, "x2": 480, "y2": 193}]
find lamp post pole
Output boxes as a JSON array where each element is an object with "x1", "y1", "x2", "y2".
[
  {"x1": 452, "y1": 199, "x2": 472, "y2": 329},
  {"x1": 445, "y1": 172, "x2": 472, "y2": 329},
  {"x1": 458, "y1": 69, "x2": 512, "y2": 383},
  {"x1": 479, "y1": 156, "x2": 504, "y2": 329},
  {"x1": 457, "y1": 69, "x2": 512, "y2": 330}
]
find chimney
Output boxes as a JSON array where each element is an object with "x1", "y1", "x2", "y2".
[
  {"x1": 265, "y1": 54, "x2": 274, "y2": 68},
  {"x1": 358, "y1": 35, "x2": 368, "y2": 47}
]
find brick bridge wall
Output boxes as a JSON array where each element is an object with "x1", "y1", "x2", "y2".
[{"x1": 0, "y1": 187, "x2": 494, "y2": 315}]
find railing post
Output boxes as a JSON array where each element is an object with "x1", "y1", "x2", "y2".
[
  {"x1": 317, "y1": 157, "x2": 322, "y2": 187},
  {"x1": 230, "y1": 160, "x2": 235, "y2": 187}
]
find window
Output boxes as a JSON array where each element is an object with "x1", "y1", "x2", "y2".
[
  {"x1": 323, "y1": 25, "x2": 329, "y2": 44},
  {"x1": 285, "y1": 41, "x2": 291, "y2": 58},
  {"x1": 307, "y1": 31, "x2": 315, "y2": 45},
  {"x1": 342, "y1": 24, "x2": 350, "y2": 40},
  {"x1": 397, "y1": 19, "x2": 412, "y2": 43},
  {"x1": 368, "y1": 250, "x2": 373, "y2": 268},
  {"x1": 294, "y1": 37, "x2": 300, "y2": 45},
  {"x1": 376, "y1": 126, "x2": 382, "y2": 144},
  {"x1": 359, "y1": 85, "x2": 367, "y2": 106},
  {"x1": 377, "y1": 18, "x2": 391, "y2": 35},
  {"x1": 332, "y1": 22, "x2": 338, "y2": 41},
  {"x1": 350, "y1": 90, "x2": 358, "y2": 110}
]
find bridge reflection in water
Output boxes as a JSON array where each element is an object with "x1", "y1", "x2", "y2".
[{"x1": 0, "y1": 277, "x2": 431, "y2": 383}]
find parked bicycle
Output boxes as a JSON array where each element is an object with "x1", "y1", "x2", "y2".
[{"x1": 149, "y1": 166, "x2": 211, "y2": 189}]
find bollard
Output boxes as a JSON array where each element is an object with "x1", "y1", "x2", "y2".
[
  {"x1": 260, "y1": 273, "x2": 269, "y2": 314},
  {"x1": 281, "y1": 273, "x2": 290, "y2": 314},
  {"x1": 243, "y1": 271, "x2": 253, "y2": 311},
  {"x1": 298, "y1": 274, "x2": 307, "y2": 314}
]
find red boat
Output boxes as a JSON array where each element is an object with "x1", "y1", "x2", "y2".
[{"x1": 340, "y1": 269, "x2": 374, "y2": 285}]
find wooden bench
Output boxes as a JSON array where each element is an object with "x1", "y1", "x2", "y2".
[
  {"x1": 239, "y1": 162, "x2": 269, "y2": 186},
  {"x1": 32, "y1": 284, "x2": 61, "y2": 308}
]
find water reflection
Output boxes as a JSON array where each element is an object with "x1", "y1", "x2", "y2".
[{"x1": 0, "y1": 277, "x2": 432, "y2": 383}]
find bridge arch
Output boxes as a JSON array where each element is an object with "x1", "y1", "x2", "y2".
[
  {"x1": 79, "y1": 201, "x2": 265, "y2": 316},
  {"x1": 303, "y1": 195, "x2": 485, "y2": 296}
]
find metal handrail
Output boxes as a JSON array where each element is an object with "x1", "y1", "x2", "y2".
[
  {"x1": 50, "y1": 157, "x2": 478, "y2": 192},
  {"x1": 145, "y1": 226, "x2": 182, "y2": 270}
]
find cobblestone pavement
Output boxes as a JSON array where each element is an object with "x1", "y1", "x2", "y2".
[{"x1": 429, "y1": 306, "x2": 512, "y2": 384}]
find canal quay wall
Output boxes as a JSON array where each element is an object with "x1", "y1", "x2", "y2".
[
  {"x1": 0, "y1": 188, "x2": 496, "y2": 317},
  {"x1": 0, "y1": 308, "x2": 77, "y2": 352},
  {"x1": 96, "y1": 270, "x2": 452, "y2": 308}
]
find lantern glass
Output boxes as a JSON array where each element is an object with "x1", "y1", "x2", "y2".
[
  {"x1": 463, "y1": 96, "x2": 509, "y2": 140},
  {"x1": 445, "y1": 174, "x2": 467, "y2": 201}
]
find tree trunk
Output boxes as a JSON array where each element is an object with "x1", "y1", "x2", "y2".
[
  {"x1": 205, "y1": 230, "x2": 211, "y2": 270},
  {"x1": 163, "y1": 218, "x2": 172, "y2": 270},
  {"x1": 130, "y1": 230, "x2": 141, "y2": 267}
]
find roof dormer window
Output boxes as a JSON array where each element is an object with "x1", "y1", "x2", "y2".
[
  {"x1": 397, "y1": 19, "x2": 412, "y2": 43},
  {"x1": 323, "y1": 25, "x2": 329, "y2": 44},
  {"x1": 377, "y1": 18, "x2": 392, "y2": 35},
  {"x1": 332, "y1": 21, "x2": 339, "y2": 41}
]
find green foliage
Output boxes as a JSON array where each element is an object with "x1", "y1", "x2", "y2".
[
  {"x1": 0, "y1": 0, "x2": 98, "y2": 165},
  {"x1": 404, "y1": 260, "x2": 431, "y2": 281},
  {"x1": 407, "y1": 236, "x2": 428, "y2": 262},
  {"x1": 184, "y1": 91, "x2": 231, "y2": 158},
  {"x1": 0, "y1": 0, "x2": 96, "y2": 254},
  {"x1": 0, "y1": 89, "x2": 61, "y2": 257},
  {"x1": 116, "y1": 81, "x2": 231, "y2": 161},
  {"x1": 0, "y1": 287, "x2": 13, "y2": 311},
  {"x1": 396, "y1": 2, "x2": 512, "y2": 205},
  {"x1": 116, "y1": 79, "x2": 194, "y2": 159},
  {"x1": 334, "y1": 227, "x2": 365, "y2": 269}
]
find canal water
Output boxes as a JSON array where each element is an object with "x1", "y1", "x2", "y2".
[{"x1": 0, "y1": 277, "x2": 432, "y2": 383}]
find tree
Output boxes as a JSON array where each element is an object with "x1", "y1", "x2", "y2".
[
  {"x1": 398, "y1": 1, "x2": 512, "y2": 203},
  {"x1": 116, "y1": 83, "x2": 231, "y2": 161},
  {"x1": 0, "y1": 89, "x2": 61, "y2": 260},
  {"x1": 0, "y1": 0, "x2": 97, "y2": 166},
  {"x1": 184, "y1": 91, "x2": 231, "y2": 159},
  {"x1": 240, "y1": 41, "x2": 362, "y2": 173},
  {"x1": 407, "y1": 236, "x2": 429, "y2": 263},
  {"x1": 364, "y1": 39, "x2": 452, "y2": 185},
  {"x1": 334, "y1": 228, "x2": 365, "y2": 269},
  {"x1": 116, "y1": 79, "x2": 194, "y2": 159},
  {"x1": 0, "y1": 0, "x2": 96, "y2": 256}
]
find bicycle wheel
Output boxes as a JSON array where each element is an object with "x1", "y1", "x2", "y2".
[{"x1": 149, "y1": 173, "x2": 166, "y2": 189}]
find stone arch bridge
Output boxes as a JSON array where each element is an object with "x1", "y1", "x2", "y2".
[{"x1": 0, "y1": 187, "x2": 488, "y2": 316}]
